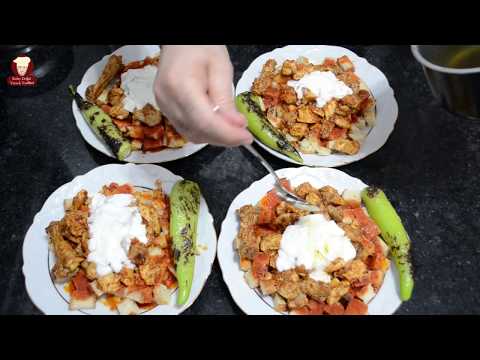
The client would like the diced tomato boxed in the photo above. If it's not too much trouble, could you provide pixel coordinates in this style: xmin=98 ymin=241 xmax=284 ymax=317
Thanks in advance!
xmin=343 ymin=208 xmax=380 ymax=241
xmin=128 ymin=125 xmax=145 ymax=140
xmin=349 ymin=114 xmax=359 ymax=123
xmin=101 ymin=104 xmax=112 ymax=114
xmin=262 ymin=86 xmax=280 ymax=108
xmin=324 ymin=303 xmax=345 ymax=315
xmin=257 ymin=190 xmax=280 ymax=225
xmin=143 ymin=138 xmax=165 ymax=152
xmin=306 ymin=300 xmax=325 ymax=315
xmin=252 ymin=252 xmax=270 ymax=280
xmin=143 ymin=125 xmax=165 ymax=140
xmin=71 ymin=271 xmax=93 ymax=300
xmin=328 ymin=127 xmax=348 ymax=140
xmin=106 ymin=182 xmax=134 ymax=194
xmin=165 ymin=275 xmax=177 ymax=289
xmin=254 ymin=225 xmax=279 ymax=237
xmin=112 ymin=119 xmax=131 ymax=132
xmin=322 ymin=58 xmax=337 ymax=67
xmin=279 ymin=178 xmax=293 ymax=192
xmin=344 ymin=298 xmax=368 ymax=315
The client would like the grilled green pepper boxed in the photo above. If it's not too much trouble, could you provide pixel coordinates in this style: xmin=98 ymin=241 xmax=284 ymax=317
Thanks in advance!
xmin=69 ymin=85 xmax=131 ymax=161
xmin=235 ymin=91 xmax=303 ymax=163
xmin=170 ymin=180 xmax=201 ymax=306
xmin=361 ymin=187 xmax=414 ymax=301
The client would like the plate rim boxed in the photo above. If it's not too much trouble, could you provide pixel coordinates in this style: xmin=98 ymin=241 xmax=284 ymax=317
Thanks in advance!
xmin=235 ymin=44 xmax=399 ymax=168
xmin=22 ymin=163 xmax=217 ymax=315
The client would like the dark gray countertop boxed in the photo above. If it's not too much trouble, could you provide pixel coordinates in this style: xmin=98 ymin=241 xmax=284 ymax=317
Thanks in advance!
xmin=1 ymin=45 xmax=479 ymax=315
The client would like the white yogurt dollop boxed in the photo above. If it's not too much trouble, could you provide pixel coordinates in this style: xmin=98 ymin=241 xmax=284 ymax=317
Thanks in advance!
xmin=87 ymin=193 xmax=148 ymax=277
xmin=276 ymin=214 xmax=356 ymax=283
xmin=287 ymin=70 xmax=353 ymax=108
xmin=120 ymin=65 xmax=160 ymax=112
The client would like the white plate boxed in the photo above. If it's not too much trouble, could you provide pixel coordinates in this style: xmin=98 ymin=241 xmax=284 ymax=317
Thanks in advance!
xmin=22 ymin=163 xmax=217 ymax=315
xmin=72 ymin=45 xmax=207 ymax=163
xmin=217 ymin=166 xmax=402 ymax=315
xmin=236 ymin=45 xmax=399 ymax=167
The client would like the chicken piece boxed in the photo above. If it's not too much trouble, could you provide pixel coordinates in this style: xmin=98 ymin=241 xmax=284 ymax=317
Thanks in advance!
xmin=311 ymin=106 xmax=325 ymax=118
xmin=97 ymin=273 xmax=122 ymax=294
xmin=337 ymin=72 xmax=360 ymax=92
xmin=47 ymin=221 xmax=84 ymax=282
xmin=300 ymin=278 xmax=330 ymax=302
xmin=236 ymin=205 xmax=260 ymax=260
xmin=282 ymin=105 xmax=298 ymax=124
xmin=341 ymin=260 xmax=367 ymax=282
xmin=369 ymin=270 xmax=386 ymax=290
xmin=277 ymin=281 xmax=301 ymax=300
xmin=323 ymin=100 xmax=337 ymax=120
xmin=109 ymin=105 xmax=130 ymax=119
xmin=266 ymin=106 xmax=284 ymax=128
xmin=305 ymin=192 xmax=323 ymax=207
xmin=269 ymin=252 xmax=278 ymax=269
xmin=337 ymin=55 xmax=355 ymax=72
xmin=252 ymin=59 xmax=277 ymax=95
xmin=276 ymin=270 xmax=300 ymax=283
xmin=276 ymin=201 xmax=308 ymax=216
xmin=281 ymin=59 xmax=296 ymax=76
xmin=140 ymin=104 xmax=162 ymax=127
xmin=260 ymin=233 xmax=282 ymax=252
xmin=319 ymin=186 xmax=345 ymax=206
xmin=294 ymin=182 xmax=319 ymax=199
xmin=327 ymin=278 xmax=350 ymax=305
xmin=297 ymin=105 xmax=319 ymax=124
xmin=81 ymin=261 xmax=97 ymax=281
xmin=302 ymin=88 xmax=317 ymax=103
xmin=289 ymin=123 xmax=309 ymax=138
xmin=119 ymin=267 xmax=136 ymax=287
xmin=288 ymin=292 xmax=309 ymax=309
xmin=239 ymin=258 xmax=251 ymax=271
xmin=341 ymin=94 xmax=362 ymax=110
xmin=273 ymin=73 xmax=290 ymax=85
xmin=280 ymin=86 xmax=297 ymax=104
xmin=327 ymin=139 xmax=360 ymax=155
xmin=325 ymin=258 xmax=347 ymax=273
xmin=107 ymin=86 xmax=124 ymax=106
xmin=165 ymin=122 xmax=187 ymax=148
xmin=139 ymin=256 xmax=167 ymax=286
xmin=292 ymin=61 xmax=314 ymax=80
xmin=128 ymin=240 xmax=148 ymax=266
xmin=333 ymin=115 xmax=351 ymax=129
xmin=327 ymin=205 xmax=344 ymax=223
xmin=274 ymin=212 xmax=300 ymax=228
xmin=86 ymin=55 xmax=123 ymax=102
xmin=259 ymin=278 xmax=278 ymax=296
xmin=90 ymin=280 xmax=104 ymax=298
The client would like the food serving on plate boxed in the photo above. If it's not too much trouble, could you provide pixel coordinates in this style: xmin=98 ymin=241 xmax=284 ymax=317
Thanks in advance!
xmin=70 ymin=54 xmax=186 ymax=160
xmin=46 ymin=179 xmax=201 ymax=314
xmin=236 ymin=55 xmax=376 ymax=160
xmin=235 ymin=178 xmax=413 ymax=315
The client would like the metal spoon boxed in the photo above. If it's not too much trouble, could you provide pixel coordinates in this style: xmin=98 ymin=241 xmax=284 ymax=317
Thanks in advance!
xmin=212 ymin=104 xmax=319 ymax=212
xmin=242 ymin=143 xmax=320 ymax=213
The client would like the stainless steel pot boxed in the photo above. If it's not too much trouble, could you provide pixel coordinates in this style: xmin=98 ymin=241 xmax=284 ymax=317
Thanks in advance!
xmin=411 ymin=45 xmax=480 ymax=119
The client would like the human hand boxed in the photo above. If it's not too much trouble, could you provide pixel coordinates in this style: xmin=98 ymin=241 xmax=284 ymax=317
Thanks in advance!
xmin=154 ymin=45 xmax=253 ymax=146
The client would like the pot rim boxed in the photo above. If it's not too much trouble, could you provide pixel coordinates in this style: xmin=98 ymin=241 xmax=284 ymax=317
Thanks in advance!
xmin=411 ymin=45 xmax=480 ymax=75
